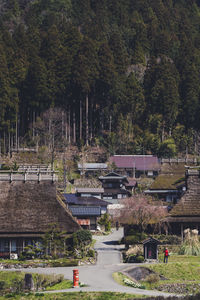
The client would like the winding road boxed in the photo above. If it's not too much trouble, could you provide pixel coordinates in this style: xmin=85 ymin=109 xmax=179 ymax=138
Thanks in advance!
xmin=15 ymin=228 xmax=178 ymax=297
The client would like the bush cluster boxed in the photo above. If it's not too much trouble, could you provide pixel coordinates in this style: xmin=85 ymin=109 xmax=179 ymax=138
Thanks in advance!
xmin=34 ymin=274 xmax=64 ymax=290
xmin=72 ymin=230 xmax=92 ymax=248
xmin=98 ymin=213 xmax=111 ymax=232
xmin=125 ymin=254 xmax=144 ymax=263
xmin=124 ymin=232 xmax=147 ymax=245
xmin=153 ymin=234 xmax=181 ymax=245
xmin=145 ymin=274 xmax=160 ymax=284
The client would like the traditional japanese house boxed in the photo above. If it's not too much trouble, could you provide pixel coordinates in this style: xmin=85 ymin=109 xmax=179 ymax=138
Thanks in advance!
xmin=69 ymin=206 xmax=101 ymax=230
xmin=0 ymin=180 xmax=80 ymax=258
xmin=110 ymin=155 xmax=160 ymax=178
xmin=144 ymin=174 xmax=186 ymax=205
xmin=78 ymin=163 xmax=108 ymax=176
xmin=99 ymin=172 xmax=131 ymax=203
xmin=63 ymin=193 xmax=109 ymax=215
xmin=166 ymin=167 xmax=200 ymax=238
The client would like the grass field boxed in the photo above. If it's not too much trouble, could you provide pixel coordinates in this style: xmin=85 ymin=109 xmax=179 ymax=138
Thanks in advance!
xmin=148 ymin=254 xmax=200 ymax=282
xmin=0 ymin=292 xmax=147 ymax=300
xmin=113 ymin=254 xmax=200 ymax=294
xmin=140 ymin=254 xmax=200 ymax=293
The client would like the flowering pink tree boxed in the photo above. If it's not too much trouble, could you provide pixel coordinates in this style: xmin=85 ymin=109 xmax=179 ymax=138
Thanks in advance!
xmin=118 ymin=195 xmax=167 ymax=232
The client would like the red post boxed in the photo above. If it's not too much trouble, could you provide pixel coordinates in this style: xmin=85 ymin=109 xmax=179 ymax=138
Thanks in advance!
xmin=73 ymin=269 xmax=79 ymax=288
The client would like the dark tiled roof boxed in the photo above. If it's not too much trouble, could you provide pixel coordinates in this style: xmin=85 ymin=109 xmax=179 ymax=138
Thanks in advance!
xmin=76 ymin=187 xmax=104 ymax=193
xmin=103 ymin=188 xmax=130 ymax=195
xmin=63 ymin=194 xmax=110 ymax=206
xmin=110 ymin=155 xmax=160 ymax=171
xmin=143 ymin=237 xmax=160 ymax=245
xmin=69 ymin=206 xmax=101 ymax=216
xmin=99 ymin=172 xmax=128 ymax=182
xmin=63 ymin=193 xmax=78 ymax=204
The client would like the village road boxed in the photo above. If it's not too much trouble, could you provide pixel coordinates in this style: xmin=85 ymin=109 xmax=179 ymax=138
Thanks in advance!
xmin=13 ymin=228 xmax=179 ymax=297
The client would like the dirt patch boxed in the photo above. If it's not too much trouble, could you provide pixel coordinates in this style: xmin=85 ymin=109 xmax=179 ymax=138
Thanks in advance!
xmin=124 ymin=266 xmax=167 ymax=281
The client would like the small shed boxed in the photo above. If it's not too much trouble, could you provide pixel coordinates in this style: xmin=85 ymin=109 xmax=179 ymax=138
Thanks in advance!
xmin=143 ymin=237 xmax=160 ymax=260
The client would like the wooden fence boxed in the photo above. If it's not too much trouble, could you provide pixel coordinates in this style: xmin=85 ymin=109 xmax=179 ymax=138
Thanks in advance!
xmin=160 ymin=158 xmax=198 ymax=164
xmin=0 ymin=170 xmax=58 ymax=182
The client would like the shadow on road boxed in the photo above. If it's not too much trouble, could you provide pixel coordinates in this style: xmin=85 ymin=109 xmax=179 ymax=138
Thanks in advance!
xmin=103 ymin=240 xmax=119 ymax=245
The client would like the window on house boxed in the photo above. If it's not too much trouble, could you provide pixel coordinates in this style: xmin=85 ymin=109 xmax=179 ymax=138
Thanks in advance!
xmin=166 ymin=195 xmax=173 ymax=202
xmin=11 ymin=240 xmax=17 ymax=252
xmin=0 ymin=240 xmax=8 ymax=252
xmin=82 ymin=193 xmax=91 ymax=197
xmin=147 ymin=171 xmax=153 ymax=176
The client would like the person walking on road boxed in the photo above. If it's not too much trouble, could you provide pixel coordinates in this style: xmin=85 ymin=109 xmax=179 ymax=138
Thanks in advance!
xmin=164 ymin=247 xmax=169 ymax=263
xmin=116 ymin=221 xmax=119 ymax=231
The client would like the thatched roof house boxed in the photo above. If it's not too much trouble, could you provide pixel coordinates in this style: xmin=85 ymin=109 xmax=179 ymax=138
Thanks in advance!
xmin=0 ymin=181 xmax=80 ymax=257
xmin=166 ymin=167 xmax=200 ymax=238
xmin=145 ymin=173 xmax=185 ymax=203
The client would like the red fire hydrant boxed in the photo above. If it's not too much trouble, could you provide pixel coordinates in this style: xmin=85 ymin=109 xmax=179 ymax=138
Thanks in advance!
xmin=73 ymin=269 xmax=79 ymax=288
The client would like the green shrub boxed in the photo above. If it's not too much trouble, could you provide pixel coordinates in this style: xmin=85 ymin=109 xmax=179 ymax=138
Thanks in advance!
xmin=87 ymin=249 xmax=95 ymax=257
xmin=145 ymin=273 xmax=160 ymax=284
xmin=51 ymin=260 xmax=78 ymax=267
xmin=124 ymin=232 xmax=147 ymax=245
xmin=135 ymin=255 xmax=144 ymax=263
xmin=0 ymin=281 xmax=5 ymax=290
xmin=73 ymin=230 xmax=92 ymax=248
xmin=126 ymin=228 xmax=138 ymax=236
xmin=154 ymin=234 xmax=181 ymax=245
xmin=34 ymin=274 xmax=64 ymax=289
xmin=0 ymin=164 xmax=10 ymax=170
xmin=98 ymin=213 xmax=111 ymax=232
xmin=11 ymin=278 xmax=24 ymax=293
xmin=126 ymin=254 xmax=144 ymax=263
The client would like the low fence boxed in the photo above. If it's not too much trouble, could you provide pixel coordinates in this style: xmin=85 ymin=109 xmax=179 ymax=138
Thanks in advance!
xmin=160 ymin=158 xmax=198 ymax=164
xmin=0 ymin=171 xmax=58 ymax=182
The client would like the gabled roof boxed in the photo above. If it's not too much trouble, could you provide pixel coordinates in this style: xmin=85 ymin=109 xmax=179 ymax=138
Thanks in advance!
xmin=167 ymin=170 xmax=200 ymax=220
xmin=149 ymin=174 xmax=185 ymax=190
xmin=143 ymin=237 xmax=160 ymax=245
xmin=0 ymin=182 xmax=80 ymax=234
xmin=78 ymin=163 xmax=107 ymax=170
xmin=63 ymin=194 xmax=110 ymax=206
xmin=104 ymin=188 xmax=131 ymax=195
xmin=76 ymin=187 xmax=104 ymax=193
xmin=99 ymin=172 xmax=128 ymax=182
xmin=69 ymin=206 xmax=101 ymax=216
xmin=125 ymin=178 xmax=137 ymax=187
xmin=110 ymin=155 xmax=160 ymax=171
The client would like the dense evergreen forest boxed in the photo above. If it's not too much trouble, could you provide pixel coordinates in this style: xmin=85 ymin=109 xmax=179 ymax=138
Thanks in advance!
xmin=0 ymin=0 xmax=200 ymax=157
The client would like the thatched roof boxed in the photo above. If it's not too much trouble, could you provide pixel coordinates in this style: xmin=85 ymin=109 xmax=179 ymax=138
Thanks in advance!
xmin=150 ymin=174 xmax=185 ymax=190
xmin=167 ymin=171 xmax=200 ymax=220
xmin=0 ymin=181 xmax=80 ymax=234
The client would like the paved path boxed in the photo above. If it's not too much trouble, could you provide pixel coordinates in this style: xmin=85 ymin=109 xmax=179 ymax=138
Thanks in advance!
xmin=13 ymin=229 xmax=179 ymax=297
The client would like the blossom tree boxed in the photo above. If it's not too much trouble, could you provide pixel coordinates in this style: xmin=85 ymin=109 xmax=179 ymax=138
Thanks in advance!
xmin=117 ymin=194 xmax=167 ymax=232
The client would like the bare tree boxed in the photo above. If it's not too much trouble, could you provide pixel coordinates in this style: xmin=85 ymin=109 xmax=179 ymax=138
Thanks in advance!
xmin=35 ymin=108 xmax=66 ymax=167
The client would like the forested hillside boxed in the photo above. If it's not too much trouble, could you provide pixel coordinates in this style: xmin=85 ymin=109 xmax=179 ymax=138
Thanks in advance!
xmin=0 ymin=0 xmax=200 ymax=157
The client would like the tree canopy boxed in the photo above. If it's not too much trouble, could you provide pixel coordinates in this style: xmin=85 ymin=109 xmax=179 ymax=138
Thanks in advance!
xmin=0 ymin=0 xmax=200 ymax=156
